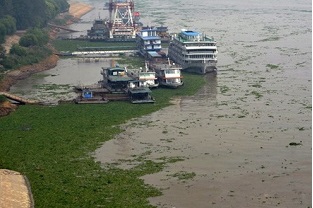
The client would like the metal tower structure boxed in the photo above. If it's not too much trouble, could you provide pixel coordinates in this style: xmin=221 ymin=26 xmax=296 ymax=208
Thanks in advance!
xmin=107 ymin=0 xmax=138 ymax=39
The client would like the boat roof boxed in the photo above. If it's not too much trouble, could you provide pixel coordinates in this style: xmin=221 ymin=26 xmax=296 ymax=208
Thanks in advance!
xmin=108 ymin=75 xmax=133 ymax=82
xmin=128 ymin=87 xmax=152 ymax=94
xmin=106 ymin=67 xmax=125 ymax=71
xmin=147 ymin=51 xmax=163 ymax=58
xmin=177 ymin=30 xmax=215 ymax=42
xmin=140 ymin=36 xmax=161 ymax=40
xmin=140 ymin=28 xmax=158 ymax=32
xmin=181 ymin=30 xmax=200 ymax=36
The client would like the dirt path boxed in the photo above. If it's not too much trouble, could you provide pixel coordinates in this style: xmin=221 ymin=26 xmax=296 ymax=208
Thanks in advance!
xmin=3 ymin=34 xmax=21 ymax=55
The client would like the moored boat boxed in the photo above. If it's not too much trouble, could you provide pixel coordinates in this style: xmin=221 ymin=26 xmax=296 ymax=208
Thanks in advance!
xmin=75 ymin=88 xmax=109 ymax=104
xmin=100 ymin=65 xmax=134 ymax=93
xmin=127 ymin=80 xmax=155 ymax=104
xmin=148 ymin=53 xmax=183 ymax=88
xmin=168 ymin=29 xmax=218 ymax=74
xmin=127 ymin=63 xmax=159 ymax=88
xmin=136 ymin=27 xmax=162 ymax=58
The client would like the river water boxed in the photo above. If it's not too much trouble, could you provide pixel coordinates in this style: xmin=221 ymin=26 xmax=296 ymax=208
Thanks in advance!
xmin=10 ymin=0 xmax=312 ymax=207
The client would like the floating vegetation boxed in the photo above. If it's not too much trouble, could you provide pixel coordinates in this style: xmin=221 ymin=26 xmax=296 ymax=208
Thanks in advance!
xmin=289 ymin=142 xmax=302 ymax=146
xmin=160 ymin=138 xmax=175 ymax=143
xmin=251 ymin=90 xmax=263 ymax=99
xmin=162 ymin=130 xmax=168 ymax=134
xmin=249 ymin=83 xmax=262 ymax=88
xmin=244 ymin=45 xmax=257 ymax=48
xmin=259 ymin=37 xmax=280 ymax=42
xmin=298 ymin=127 xmax=305 ymax=131
xmin=33 ymin=83 xmax=72 ymax=91
xmin=266 ymin=64 xmax=279 ymax=69
xmin=169 ymin=171 xmax=196 ymax=181
xmin=159 ymin=156 xmax=185 ymax=163
xmin=220 ymin=85 xmax=230 ymax=94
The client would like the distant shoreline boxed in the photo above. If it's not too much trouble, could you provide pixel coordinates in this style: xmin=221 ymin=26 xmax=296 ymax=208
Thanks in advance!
xmin=0 ymin=1 xmax=94 ymax=92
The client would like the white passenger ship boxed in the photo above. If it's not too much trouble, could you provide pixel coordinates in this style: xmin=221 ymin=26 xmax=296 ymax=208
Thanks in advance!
xmin=168 ymin=29 xmax=218 ymax=74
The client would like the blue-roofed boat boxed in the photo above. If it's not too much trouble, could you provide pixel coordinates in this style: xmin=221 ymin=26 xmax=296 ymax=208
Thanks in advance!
xmin=168 ymin=29 xmax=218 ymax=74
xmin=136 ymin=28 xmax=162 ymax=58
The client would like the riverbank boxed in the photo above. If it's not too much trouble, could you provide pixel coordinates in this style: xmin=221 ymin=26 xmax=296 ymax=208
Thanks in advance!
xmin=0 ymin=2 xmax=93 ymax=115
xmin=0 ymin=2 xmax=93 ymax=92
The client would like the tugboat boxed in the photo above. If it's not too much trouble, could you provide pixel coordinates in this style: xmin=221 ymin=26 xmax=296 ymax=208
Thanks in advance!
xmin=168 ymin=29 xmax=218 ymax=74
xmin=87 ymin=18 xmax=109 ymax=40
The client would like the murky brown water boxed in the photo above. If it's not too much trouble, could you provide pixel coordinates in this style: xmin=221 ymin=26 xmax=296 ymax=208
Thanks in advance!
xmin=10 ymin=0 xmax=312 ymax=207
xmin=95 ymin=0 xmax=312 ymax=207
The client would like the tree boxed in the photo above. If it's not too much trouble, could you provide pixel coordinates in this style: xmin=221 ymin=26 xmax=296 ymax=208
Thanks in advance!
xmin=19 ymin=34 xmax=39 ymax=47
xmin=0 ymin=23 xmax=6 ymax=43
xmin=28 ymin=28 xmax=49 ymax=46
xmin=10 ymin=44 xmax=27 ymax=56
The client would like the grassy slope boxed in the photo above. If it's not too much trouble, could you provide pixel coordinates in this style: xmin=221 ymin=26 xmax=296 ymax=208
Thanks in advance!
xmin=0 ymin=73 xmax=206 ymax=208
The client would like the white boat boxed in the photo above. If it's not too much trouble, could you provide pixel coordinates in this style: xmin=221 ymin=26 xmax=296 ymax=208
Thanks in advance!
xmin=168 ymin=29 xmax=218 ymax=74
xmin=148 ymin=56 xmax=184 ymax=89
xmin=127 ymin=63 xmax=159 ymax=88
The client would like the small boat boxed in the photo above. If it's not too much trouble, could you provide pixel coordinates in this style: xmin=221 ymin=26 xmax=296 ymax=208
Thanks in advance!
xmin=127 ymin=80 xmax=155 ymax=104
xmin=75 ymin=88 xmax=109 ymax=104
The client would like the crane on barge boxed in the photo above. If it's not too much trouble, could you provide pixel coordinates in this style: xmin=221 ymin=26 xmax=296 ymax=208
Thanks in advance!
xmin=107 ymin=0 xmax=140 ymax=39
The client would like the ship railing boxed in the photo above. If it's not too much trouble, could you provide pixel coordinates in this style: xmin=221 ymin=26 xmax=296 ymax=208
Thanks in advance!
xmin=183 ymin=51 xmax=217 ymax=54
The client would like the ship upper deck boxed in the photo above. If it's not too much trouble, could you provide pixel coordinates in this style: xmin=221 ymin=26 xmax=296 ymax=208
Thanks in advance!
xmin=175 ymin=30 xmax=215 ymax=43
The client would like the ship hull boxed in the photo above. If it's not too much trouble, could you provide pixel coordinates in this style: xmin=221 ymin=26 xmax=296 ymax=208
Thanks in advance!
xmin=182 ymin=61 xmax=217 ymax=75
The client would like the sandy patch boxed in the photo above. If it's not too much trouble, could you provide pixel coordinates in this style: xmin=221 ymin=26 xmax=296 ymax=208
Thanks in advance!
xmin=69 ymin=2 xmax=94 ymax=19
xmin=0 ymin=169 xmax=34 ymax=208
xmin=2 ymin=33 xmax=24 ymax=54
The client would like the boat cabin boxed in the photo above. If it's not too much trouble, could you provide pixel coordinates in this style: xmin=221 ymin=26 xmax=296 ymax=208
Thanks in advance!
xmin=138 ymin=71 xmax=159 ymax=88
xmin=127 ymin=81 xmax=155 ymax=103
xmin=136 ymin=28 xmax=162 ymax=57
xmin=101 ymin=66 xmax=134 ymax=93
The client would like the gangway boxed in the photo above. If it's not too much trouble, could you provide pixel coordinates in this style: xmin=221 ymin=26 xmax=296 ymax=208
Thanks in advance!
xmin=48 ymin=23 xmax=79 ymax=32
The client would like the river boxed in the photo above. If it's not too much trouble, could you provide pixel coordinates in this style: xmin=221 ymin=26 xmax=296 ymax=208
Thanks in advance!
xmin=10 ymin=0 xmax=312 ymax=207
